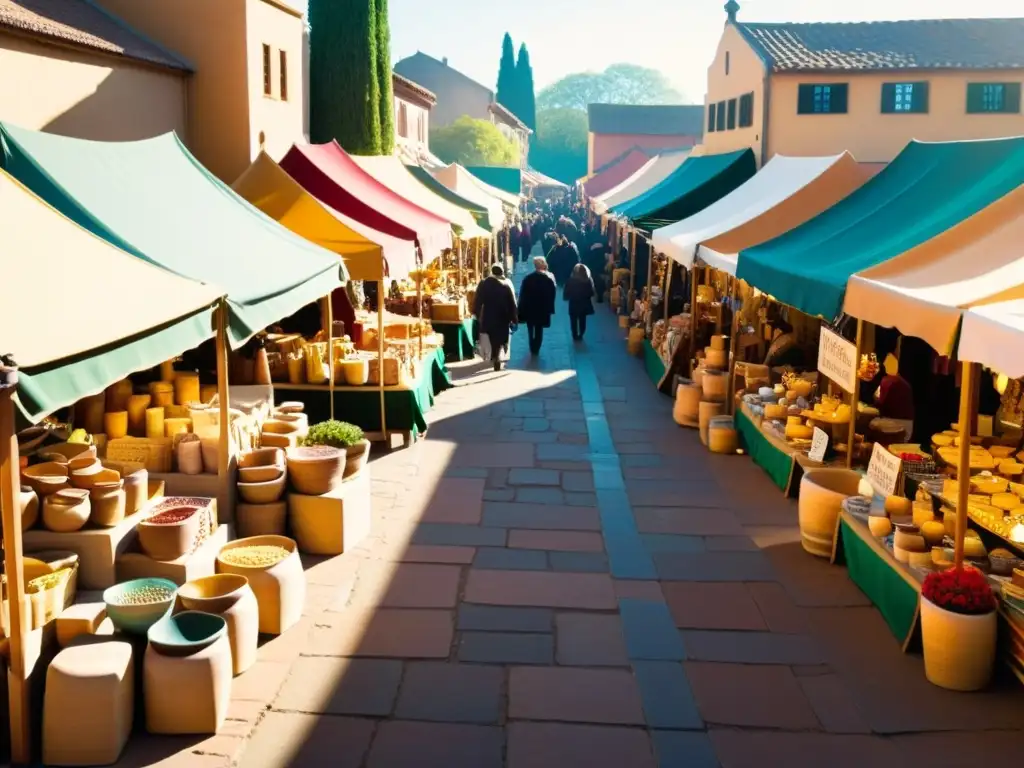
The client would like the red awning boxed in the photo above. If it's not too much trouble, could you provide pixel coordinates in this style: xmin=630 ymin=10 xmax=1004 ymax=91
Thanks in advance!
xmin=582 ymin=148 xmax=650 ymax=198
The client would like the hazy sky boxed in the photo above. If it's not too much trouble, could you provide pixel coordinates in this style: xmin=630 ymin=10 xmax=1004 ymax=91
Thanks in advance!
xmin=381 ymin=0 xmax=1024 ymax=102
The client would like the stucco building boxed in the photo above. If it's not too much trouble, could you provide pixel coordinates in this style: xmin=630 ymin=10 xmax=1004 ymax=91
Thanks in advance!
xmin=586 ymin=103 xmax=704 ymax=176
xmin=0 ymin=0 xmax=191 ymax=143
xmin=95 ymin=0 xmax=307 ymax=183
xmin=392 ymin=71 xmax=435 ymax=158
xmin=704 ymin=0 xmax=1024 ymax=166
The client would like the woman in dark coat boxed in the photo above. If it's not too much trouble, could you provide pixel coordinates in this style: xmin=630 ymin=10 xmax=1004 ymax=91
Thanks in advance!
xmin=474 ymin=264 xmax=519 ymax=371
xmin=517 ymin=256 xmax=557 ymax=355
xmin=564 ymin=263 xmax=596 ymax=341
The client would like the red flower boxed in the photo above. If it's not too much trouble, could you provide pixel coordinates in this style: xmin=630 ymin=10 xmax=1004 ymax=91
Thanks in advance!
xmin=922 ymin=567 xmax=996 ymax=615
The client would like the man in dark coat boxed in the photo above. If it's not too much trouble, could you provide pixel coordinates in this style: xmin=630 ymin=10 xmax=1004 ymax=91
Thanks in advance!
xmin=474 ymin=264 xmax=518 ymax=371
xmin=517 ymin=255 xmax=557 ymax=355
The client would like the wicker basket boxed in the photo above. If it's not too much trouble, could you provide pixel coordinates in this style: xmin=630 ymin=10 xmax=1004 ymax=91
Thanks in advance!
xmin=106 ymin=437 xmax=172 ymax=473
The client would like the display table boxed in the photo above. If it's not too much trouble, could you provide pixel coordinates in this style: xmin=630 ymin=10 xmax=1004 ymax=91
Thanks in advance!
xmin=273 ymin=349 xmax=452 ymax=445
xmin=433 ymin=318 xmax=477 ymax=362
xmin=735 ymin=403 xmax=826 ymax=495
xmin=643 ymin=339 xmax=667 ymax=389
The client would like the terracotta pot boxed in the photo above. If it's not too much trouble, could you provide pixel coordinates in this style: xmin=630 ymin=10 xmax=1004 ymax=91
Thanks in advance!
xmin=122 ymin=466 xmax=149 ymax=515
xmin=21 ymin=462 xmax=70 ymax=496
xmin=798 ymin=469 xmax=864 ymax=558
xmin=90 ymin=482 xmax=126 ymax=527
xmin=702 ymin=370 xmax=728 ymax=403
xmin=920 ymin=597 xmax=996 ymax=691
xmin=42 ymin=489 xmax=91 ymax=533
xmin=138 ymin=506 xmax=202 ymax=562
xmin=286 ymin=446 xmax=345 ymax=496
xmin=38 ymin=443 xmax=95 ymax=463
xmin=238 ymin=447 xmax=285 ymax=484
xmin=71 ymin=465 xmax=120 ymax=490
xmin=237 ymin=474 xmax=286 ymax=505
xmin=178 ymin=575 xmax=259 ymax=675
xmin=236 ymin=502 xmax=287 ymax=539
xmin=673 ymin=382 xmax=700 ymax=428
xmin=19 ymin=486 xmax=39 ymax=531
xmin=215 ymin=535 xmax=304 ymax=635
xmin=343 ymin=441 xmax=370 ymax=478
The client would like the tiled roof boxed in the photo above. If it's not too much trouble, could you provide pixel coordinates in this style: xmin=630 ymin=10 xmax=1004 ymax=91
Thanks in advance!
xmin=587 ymin=104 xmax=705 ymax=137
xmin=488 ymin=101 xmax=530 ymax=133
xmin=392 ymin=72 xmax=437 ymax=106
xmin=0 ymin=0 xmax=191 ymax=71
xmin=736 ymin=18 xmax=1024 ymax=72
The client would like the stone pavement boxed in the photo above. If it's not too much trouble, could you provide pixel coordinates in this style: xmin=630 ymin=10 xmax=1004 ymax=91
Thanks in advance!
xmin=128 ymin=264 xmax=1024 ymax=767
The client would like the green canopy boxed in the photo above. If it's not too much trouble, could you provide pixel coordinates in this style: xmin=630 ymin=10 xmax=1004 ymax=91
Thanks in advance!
xmin=737 ymin=137 xmax=1024 ymax=319
xmin=612 ymin=149 xmax=756 ymax=230
xmin=0 ymin=124 xmax=345 ymax=347
xmin=465 ymin=166 xmax=522 ymax=196
xmin=406 ymin=164 xmax=492 ymax=232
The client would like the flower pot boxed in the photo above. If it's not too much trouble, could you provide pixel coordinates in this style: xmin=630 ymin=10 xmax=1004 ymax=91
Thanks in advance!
xmin=138 ymin=506 xmax=202 ymax=562
xmin=286 ymin=446 xmax=345 ymax=495
xmin=236 ymin=502 xmax=287 ymax=539
xmin=344 ymin=440 xmax=370 ymax=478
xmin=148 ymin=611 xmax=227 ymax=657
xmin=798 ymin=469 xmax=865 ymax=558
xmin=42 ymin=489 xmax=91 ymax=533
xmin=216 ymin=535 xmax=304 ymax=635
xmin=178 ymin=575 xmax=258 ymax=675
xmin=89 ymin=482 xmax=126 ymax=527
xmin=920 ymin=597 xmax=996 ymax=691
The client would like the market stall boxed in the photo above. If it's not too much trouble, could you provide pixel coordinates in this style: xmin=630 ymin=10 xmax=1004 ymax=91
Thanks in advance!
xmin=582 ymin=148 xmax=651 ymax=199
xmin=432 ymin=162 xmax=514 ymax=223
xmin=406 ymin=163 xmax=494 ymax=232
xmin=591 ymin=148 xmax=691 ymax=215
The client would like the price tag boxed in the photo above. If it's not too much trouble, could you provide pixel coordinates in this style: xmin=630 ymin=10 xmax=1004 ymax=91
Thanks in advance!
xmin=808 ymin=427 xmax=829 ymax=462
xmin=867 ymin=442 xmax=902 ymax=497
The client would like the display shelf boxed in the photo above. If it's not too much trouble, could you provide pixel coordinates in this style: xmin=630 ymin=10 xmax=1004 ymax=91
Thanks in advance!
xmin=642 ymin=339 xmax=668 ymax=389
xmin=928 ymin=490 xmax=1024 ymax=557
xmin=735 ymin=402 xmax=829 ymax=495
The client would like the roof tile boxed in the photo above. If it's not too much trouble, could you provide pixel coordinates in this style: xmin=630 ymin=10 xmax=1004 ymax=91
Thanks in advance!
xmin=587 ymin=104 xmax=705 ymax=137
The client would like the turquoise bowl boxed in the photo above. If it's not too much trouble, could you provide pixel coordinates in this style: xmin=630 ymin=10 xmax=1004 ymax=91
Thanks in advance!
xmin=148 ymin=611 xmax=227 ymax=657
xmin=102 ymin=578 xmax=177 ymax=635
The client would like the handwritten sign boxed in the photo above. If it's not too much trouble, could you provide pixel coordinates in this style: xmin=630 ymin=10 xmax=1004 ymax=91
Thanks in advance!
xmin=818 ymin=325 xmax=858 ymax=394
xmin=867 ymin=442 xmax=902 ymax=497
xmin=808 ymin=427 xmax=829 ymax=462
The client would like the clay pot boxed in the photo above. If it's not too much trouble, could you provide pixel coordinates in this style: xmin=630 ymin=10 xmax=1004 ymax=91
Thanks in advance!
xmin=39 ymin=443 xmax=95 ymax=464
xmin=68 ymin=455 xmax=101 ymax=474
xmin=921 ymin=597 xmax=996 ymax=691
xmin=178 ymin=575 xmax=259 ymax=675
xmin=21 ymin=462 xmax=70 ymax=496
xmin=698 ymin=401 xmax=724 ymax=447
xmin=673 ymin=382 xmax=700 ymax=428
xmin=42 ymin=489 xmax=91 ymax=533
xmin=237 ymin=474 xmax=286 ymax=505
xmin=238 ymin=448 xmax=285 ymax=484
xmin=798 ymin=469 xmax=865 ymax=558
xmin=19 ymin=487 xmax=39 ymax=531
xmin=148 ymin=611 xmax=227 ymax=657
xmin=702 ymin=370 xmax=728 ymax=403
xmin=122 ymin=466 xmax=149 ymax=515
xmin=276 ymin=402 xmax=304 ymax=415
xmin=274 ymin=413 xmax=309 ymax=431
xmin=70 ymin=465 xmax=119 ymax=490
xmin=343 ymin=441 xmax=370 ymax=478
xmin=90 ymin=482 xmax=126 ymax=527
xmin=138 ymin=506 xmax=202 ymax=562
xmin=103 ymin=577 xmax=177 ymax=635
xmin=236 ymin=502 xmax=287 ymax=539
xmin=286 ymin=446 xmax=345 ymax=495
xmin=215 ymin=535 xmax=304 ymax=635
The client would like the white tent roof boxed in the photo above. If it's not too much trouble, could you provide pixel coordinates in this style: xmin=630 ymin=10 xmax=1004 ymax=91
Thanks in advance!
xmin=432 ymin=163 xmax=507 ymax=228
xmin=960 ymin=300 xmax=1024 ymax=378
xmin=593 ymin=149 xmax=690 ymax=214
xmin=844 ymin=186 xmax=1024 ymax=357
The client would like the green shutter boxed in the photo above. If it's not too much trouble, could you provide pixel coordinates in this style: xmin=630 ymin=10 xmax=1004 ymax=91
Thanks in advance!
xmin=967 ymin=83 xmax=984 ymax=113
xmin=1006 ymin=83 xmax=1022 ymax=114
xmin=912 ymin=82 xmax=930 ymax=113
xmin=717 ymin=101 xmax=726 ymax=128
xmin=797 ymin=84 xmax=815 ymax=114
xmin=727 ymin=99 xmax=737 ymax=129
xmin=832 ymin=84 xmax=849 ymax=114
xmin=708 ymin=105 xmax=716 ymax=132
xmin=881 ymin=83 xmax=896 ymax=113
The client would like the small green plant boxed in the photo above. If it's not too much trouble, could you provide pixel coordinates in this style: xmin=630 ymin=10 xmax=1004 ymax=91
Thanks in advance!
xmin=303 ymin=420 xmax=364 ymax=448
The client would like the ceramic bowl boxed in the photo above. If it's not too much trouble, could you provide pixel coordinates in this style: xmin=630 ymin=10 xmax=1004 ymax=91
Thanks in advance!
xmin=103 ymin=578 xmax=177 ymax=634
xmin=70 ymin=465 xmax=120 ymax=490
xmin=179 ymin=573 xmax=250 ymax=613
xmin=237 ymin=474 xmax=287 ymax=504
xmin=276 ymin=402 xmax=305 ymax=415
xmin=38 ymin=443 xmax=95 ymax=463
xmin=147 ymin=610 xmax=227 ymax=657
xmin=67 ymin=455 xmax=101 ymax=473
xmin=21 ymin=462 xmax=70 ymax=496
xmin=237 ymin=447 xmax=285 ymax=485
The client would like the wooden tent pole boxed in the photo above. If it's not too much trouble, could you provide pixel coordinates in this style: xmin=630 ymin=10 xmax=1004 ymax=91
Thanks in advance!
xmin=954 ymin=361 xmax=979 ymax=568
xmin=628 ymin=229 xmax=637 ymax=312
xmin=378 ymin=279 xmax=388 ymax=442
xmin=687 ymin=265 xmax=699 ymax=376
xmin=417 ymin=249 xmax=424 ymax=359
xmin=0 ymin=383 xmax=29 ymax=764
xmin=846 ymin=319 xmax=864 ymax=469
xmin=645 ymin=246 xmax=655 ymax=336
xmin=326 ymin=296 xmax=335 ymax=421
xmin=663 ymin=262 xmax=673 ymax=323
xmin=454 ymin=236 xmax=462 ymax=290
xmin=727 ymin=277 xmax=740 ymax=416
xmin=215 ymin=300 xmax=233 ymax=521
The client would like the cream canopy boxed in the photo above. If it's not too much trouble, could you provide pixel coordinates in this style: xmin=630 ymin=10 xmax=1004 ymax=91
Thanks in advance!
xmin=432 ymin=163 xmax=507 ymax=228
xmin=960 ymin=300 xmax=1024 ymax=379
xmin=593 ymin=149 xmax=691 ymax=214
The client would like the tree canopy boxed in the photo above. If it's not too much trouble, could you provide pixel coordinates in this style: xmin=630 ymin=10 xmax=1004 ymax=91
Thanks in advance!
xmin=529 ymin=108 xmax=588 ymax=185
xmin=430 ymin=117 xmax=520 ymax=168
xmin=376 ymin=0 xmax=394 ymax=155
xmin=537 ymin=63 xmax=683 ymax=112
xmin=515 ymin=44 xmax=537 ymax=131
xmin=496 ymin=33 xmax=517 ymax=113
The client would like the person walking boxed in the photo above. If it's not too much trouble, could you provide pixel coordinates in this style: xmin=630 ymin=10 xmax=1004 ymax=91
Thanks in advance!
xmin=564 ymin=263 xmax=596 ymax=341
xmin=519 ymin=219 xmax=533 ymax=263
xmin=517 ymin=256 xmax=557 ymax=355
xmin=474 ymin=264 xmax=518 ymax=371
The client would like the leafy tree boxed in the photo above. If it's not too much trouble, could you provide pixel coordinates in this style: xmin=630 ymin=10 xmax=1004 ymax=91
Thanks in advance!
xmin=529 ymin=108 xmax=588 ymax=185
xmin=515 ymin=43 xmax=537 ymax=131
xmin=309 ymin=0 xmax=382 ymax=154
xmin=430 ymin=117 xmax=519 ymax=168
xmin=536 ymin=63 xmax=683 ymax=112
xmin=376 ymin=0 xmax=394 ymax=154
xmin=496 ymin=33 xmax=518 ymax=114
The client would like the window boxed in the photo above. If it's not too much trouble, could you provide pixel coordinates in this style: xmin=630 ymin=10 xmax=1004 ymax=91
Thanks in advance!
xmin=739 ymin=92 xmax=754 ymax=127
xmin=967 ymin=82 xmax=1022 ymax=114
xmin=418 ymin=113 xmax=426 ymax=144
xmin=725 ymin=52 xmax=730 ymax=76
xmin=397 ymin=102 xmax=409 ymax=138
xmin=797 ymin=83 xmax=848 ymax=114
xmin=262 ymin=44 xmax=272 ymax=96
xmin=279 ymin=50 xmax=288 ymax=101
xmin=707 ymin=104 xmax=716 ymax=133
xmin=727 ymin=99 xmax=737 ymax=129
xmin=716 ymin=101 xmax=726 ymax=130
xmin=881 ymin=82 xmax=928 ymax=113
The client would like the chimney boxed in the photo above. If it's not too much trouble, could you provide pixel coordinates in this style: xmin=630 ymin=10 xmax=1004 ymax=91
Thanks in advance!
xmin=725 ymin=0 xmax=739 ymax=23
xmin=442 ymin=57 xmax=448 ymax=66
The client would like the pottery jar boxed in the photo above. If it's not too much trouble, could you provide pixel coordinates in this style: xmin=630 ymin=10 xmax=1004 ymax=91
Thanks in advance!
xmin=798 ymin=469 xmax=865 ymax=558
xmin=920 ymin=597 xmax=996 ymax=691
xmin=42 ymin=489 xmax=91 ymax=533
xmin=286 ymin=446 xmax=345 ymax=495
xmin=90 ymin=482 xmax=126 ymax=527
xmin=215 ymin=535 xmax=304 ymax=635
xmin=178 ymin=576 xmax=258 ymax=675
xmin=138 ymin=506 xmax=202 ymax=562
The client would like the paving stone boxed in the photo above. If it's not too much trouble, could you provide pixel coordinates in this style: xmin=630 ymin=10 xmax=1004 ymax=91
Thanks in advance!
xmin=509 ymin=666 xmax=646 ymax=725
xmin=704 ymin=535 xmax=759 ymax=551
xmin=413 ymin=523 xmax=507 ymax=547
xmin=274 ymin=657 xmax=402 ymax=716
xmin=562 ymin=471 xmax=595 ymax=492
xmin=239 ymin=712 xmax=374 ymax=768
xmin=523 ymin=417 xmax=551 ymax=432
xmin=798 ymin=674 xmax=871 ymax=734
xmin=550 ymin=419 xmax=588 ymax=435
xmin=619 ymin=454 xmax=665 ymax=467
xmin=474 ymin=547 xmax=549 ymax=571
xmin=500 ymin=417 xmax=525 ymax=430
xmin=685 ymin=662 xmax=819 ymax=729
xmin=747 ymin=582 xmax=810 ymax=634
xmin=654 ymin=552 xmax=776 ymax=582
xmin=457 ymin=604 xmax=553 ymax=633
xmin=635 ymin=508 xmax=745 ymax=536
xmin=444 ymin=467 xmax=489 ymax=479
xmin=231 ymin=660 xmax=290 ymax=704
xmin=640 ymin=533 xmax=707 ymax=554
xmin=614 ymin=580 xmax=664 ymax=601
xmin=558 ymin=433 xmax=590 ymax=445
xmin=483 ymin=488 xmax=516 ymax=502
xmin=351 ymin=563 xmax=462 ymax=609
xmin=619 ymin=599 xmax=687 ymax=660
xmin=514 ymin=398 xmax=545 ymax=415
xmin=417 ymin=478 xmax=485 ymax=524
xmin=682 ymin=631 xmax=826 ymax=665
xmin=395 ymin=662 xmax=503 ymax=724
xmin=650 ymin=730 xmax=719 ymax=768
xmin=515 ymin=487 xmax=566 ymax=504
xmin=549 ymin=551 xmax=609 ymax=572
xmin=458 ymin=631 xmax=554 ymax=664
xmin=508 ymin=468 xmax=561 ymax=486
xmin=487 ymin=468 xmax=509 ymax=489
xmin=308 ymin=608 xmax=453 ymax=658
xmin=662 ymin=583 xmax=767 ymax=631
xmin=507 ymin=722 xmax=657 ymax=768
xmin=366 ymin=721 xmax=504 ymax=768
xmin=451 ymin=442 xmax=535 ymax=469
xmin=890 ymin=732 xmax=1024 ymax=767
xmin=708 ymin=729 xmax=900 ymax=768
xmin=537 ymin=443 xmax=590 ymax=461
xmin=464 ymin=570 xmax=617 ymax=609
xmin=387 ymin=545 xmax=476 ymax=565
xmin=482 ymin=502 xmax=602 ymax=531
xmin=565 ymin=491 xmax=599 ymax=506
xmin=508 ymin=529 xmax=605 ymax=552
xmin=633 ymin=660 xmax=703 ymax=730
xmin=503 ymin=431 xmax=560 ymax=444
xmin=556 ymin=613 xmax=629 ymax=666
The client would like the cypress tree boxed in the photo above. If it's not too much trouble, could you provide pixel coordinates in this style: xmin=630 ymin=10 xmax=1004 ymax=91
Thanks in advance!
xmin=496 ymin=33 xmax=517 ymax=114
xmin=515 ymin=43 xmax=537 ymax=131
xmin=309 ymin=0 xmax=381 ymax=154
xmin=376 ymin=0 xmax=395 ymax=155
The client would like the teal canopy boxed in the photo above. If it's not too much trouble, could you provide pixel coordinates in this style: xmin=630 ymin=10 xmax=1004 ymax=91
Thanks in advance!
xmin=465 ymin=166 xmax=522 ymax=196
xmin=612 ymin=149 xmax=756 ymax=230
xmin=0 ymin=124 xmax=345 ymax=347
xmin=406 ymin=164 xmax=492 ymax=231
xmin=737 ymin=137 xmax=1024 ymax=319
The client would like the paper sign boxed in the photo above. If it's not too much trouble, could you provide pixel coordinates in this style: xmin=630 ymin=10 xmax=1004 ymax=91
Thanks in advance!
xmin=867 ymin=442 xmax=902 ymax=497
xmin=818 ymin=325 xmax=858 ymax=394
xmin=808 ymin=427 xmax=829 ymax=462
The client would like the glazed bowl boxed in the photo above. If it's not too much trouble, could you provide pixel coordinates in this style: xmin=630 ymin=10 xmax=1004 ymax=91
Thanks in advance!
xmin=147 ymin=610 xmax=227 ymax=657
xmin=21 ymin=462 xmax=70 ymax=496
xmin=103 ymin=577 xmax=177 ymax=634
xmin=179 ymin=574 xmax=250 ymax=613
xmin=237 ymin=474 xmax=286 ymax=504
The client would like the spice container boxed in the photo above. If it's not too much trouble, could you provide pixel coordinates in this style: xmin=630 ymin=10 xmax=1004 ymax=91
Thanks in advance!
xmin=138 ymin=506 xmax=202 ymax=562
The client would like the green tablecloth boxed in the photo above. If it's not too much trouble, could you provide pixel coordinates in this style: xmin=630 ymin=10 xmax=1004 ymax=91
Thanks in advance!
xmin=275 ymin=349 xmax=452 ymax=437
xmin=643 ymin=339 xmax=667 ymax=389
xmin=735 ymin=406 xmax=795 ymax=492
xmin=435 ymin=318 xmax=477 ymax=362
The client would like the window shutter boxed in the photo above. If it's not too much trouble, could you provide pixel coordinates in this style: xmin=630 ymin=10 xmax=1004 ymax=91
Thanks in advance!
xmin=797 ymin=84 xmax=815 ymax=114
xmin=708 ymin=105 xmax=716 ymax=133
xmin=831 ymin=84 xmax=849 ymax=114
xmin=1006 ymin=83 xmax=1022 ymax=114
xmin=912 ymin=82 xmax=929 ymax=113
xmin=717 ymin=101 xmax=726 ymax=129
xmin=880 ymin=83 xmax=896 ymax=114
xmin=727 ymin=99 xmax=737 ymax=129
xmin=967 ymin=83 xmax=984 ymax=113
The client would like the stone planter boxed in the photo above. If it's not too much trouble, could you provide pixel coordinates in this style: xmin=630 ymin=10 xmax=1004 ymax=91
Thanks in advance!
xmin=920 ymin=596 xmax=996 ymax=691
xmin=798 ymin=469 xmax=864 ymax=558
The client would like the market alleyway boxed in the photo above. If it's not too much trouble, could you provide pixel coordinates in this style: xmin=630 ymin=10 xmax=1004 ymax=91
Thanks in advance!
xmin=127 ymin=264 xmax=1024 ymax=768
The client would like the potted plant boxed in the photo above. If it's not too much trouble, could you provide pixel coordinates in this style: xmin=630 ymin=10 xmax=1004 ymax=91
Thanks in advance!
xmin=302 ymin=420 xmax=369 ymax=479
xmin=920 ymin=566 xmax=998 ymax=691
